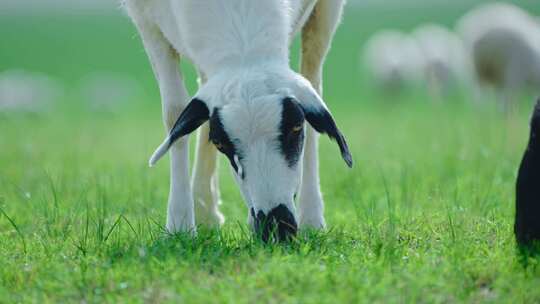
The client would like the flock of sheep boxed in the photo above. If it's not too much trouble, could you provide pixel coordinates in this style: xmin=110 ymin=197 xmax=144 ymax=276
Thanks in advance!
xmin=0 ymin=70 xmax=141 ymax=113
xmin=363 ymin=3 xmax=540 ymax=101
xmin=363 ymin=2 xmax=540 ymax=249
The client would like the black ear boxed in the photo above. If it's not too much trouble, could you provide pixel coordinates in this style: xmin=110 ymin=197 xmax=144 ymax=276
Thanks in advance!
xmin=302 ymin=105 xmax=353 ymax=168
xmin=149 ymin=98 xmax=209 ymax=166
xmin=168 ymin=98 xmax=209 ymax=143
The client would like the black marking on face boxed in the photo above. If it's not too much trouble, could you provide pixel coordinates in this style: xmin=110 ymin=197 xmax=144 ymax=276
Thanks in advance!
xmin=209 ymin=108 xmax=244 ymax=178
xmin=252 ymin=204 xmax=297 ymax=243
xmin=303 ymin=106 xmax=353 ymax=168
xmin=515 ymin=99 xmax=540 ymax=248
xmin=279 ymin=98 xmax=306 ymax=167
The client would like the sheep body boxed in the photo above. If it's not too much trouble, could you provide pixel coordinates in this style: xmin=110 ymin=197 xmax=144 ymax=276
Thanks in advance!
xmin=363 ymin=30 xmax=424 ymax=91
xmin=122 ymin=0 xmax=349 ymax=238
xmin=412 ymin=24 xmax=471 ymax=93
xmin=515 ymin=99 xmax=540 ymax=247
xmin=457 ymin=3 xmax=540 ymax=91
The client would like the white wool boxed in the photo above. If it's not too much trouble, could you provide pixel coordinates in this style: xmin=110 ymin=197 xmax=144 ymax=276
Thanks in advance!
xmin=0 ymin=70 xmax=63 ymax=113
xmin=362 ymin=30 xmax=424 ymax=90
xmin=171 ymin=1 xmax=291 ymax=76
xmin=412 ymin=24 xmax=472 ymax=92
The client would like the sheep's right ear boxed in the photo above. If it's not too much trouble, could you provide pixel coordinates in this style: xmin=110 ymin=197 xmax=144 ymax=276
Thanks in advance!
xmin=285 ymin=73 xmax=353 ymax=168
xmin=149 ymin=98 xmax=209 ymax=166
xmin=301 ymin=104 xmax=353 ymax=168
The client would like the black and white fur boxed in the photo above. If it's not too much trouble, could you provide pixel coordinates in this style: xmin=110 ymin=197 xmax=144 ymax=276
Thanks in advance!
xmin=124 ymin=0 xmax=350 ymax=241
xmin=515 ymin=99 xmax=540 ymax=247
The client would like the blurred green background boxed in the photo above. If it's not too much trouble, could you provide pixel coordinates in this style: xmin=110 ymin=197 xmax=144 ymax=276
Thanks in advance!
xmin=1 ymin=0 xmax=538 ymax=105
xmin=3 ymin=1 xmax=540 ymax=302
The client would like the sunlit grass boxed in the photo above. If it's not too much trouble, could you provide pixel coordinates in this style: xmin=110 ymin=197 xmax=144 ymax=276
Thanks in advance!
xmin=2 ymin=3 xmax=540 ymax=301
xmin=2 ymin=96 xmax=540 ymax=302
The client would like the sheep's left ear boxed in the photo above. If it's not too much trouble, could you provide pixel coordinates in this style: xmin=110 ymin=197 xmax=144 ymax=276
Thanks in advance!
xmin=149 ymin=98 xmax=209 ymax=166
xmin=301 ymin=104 xmax=353 ymax=168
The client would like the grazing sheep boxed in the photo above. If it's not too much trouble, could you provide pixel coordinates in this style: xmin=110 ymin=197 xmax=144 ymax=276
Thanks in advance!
xmin=124 ymin=0 xmax=351 ymax=241
xmin=0 ymin=70 xmax=63 ymax=113
xmin=412 ymin=24 xmax=471 ymax=95
xmin=457 ymin=3 xmax=540 ymax=94
xmin=515 ymin=99 xmax=540 ymax=247
xmin=362 ymin=30 xmax=424 ymax=92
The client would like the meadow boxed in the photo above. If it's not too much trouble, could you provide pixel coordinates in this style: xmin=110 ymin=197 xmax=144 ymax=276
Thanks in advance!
xmin=2 ymin=2 xmax=540 ymax=302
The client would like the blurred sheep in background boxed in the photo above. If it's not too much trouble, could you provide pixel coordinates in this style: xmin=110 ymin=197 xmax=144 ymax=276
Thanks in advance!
xmin=411 ymin=24 xmax=472 ymax=96
xmin=362 ymin=25 xmax=472 ymax=98
xmin=0 ymin=70 xmax=142 ymax=114
xmin=0 ymin=70 xmax=63 ymax=113
xmin=362 ymin=30 xmax=424 ymax=92
xmin=78 ymin=72 xmax=143 ymax=112
xmin=362 ymin=3 xmax=540 ymax=104
xmin=457 ymin=3 xmax=540 ymax=100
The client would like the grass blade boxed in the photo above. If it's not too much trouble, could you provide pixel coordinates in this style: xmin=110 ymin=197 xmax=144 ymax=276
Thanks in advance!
xmin=0 ymin=203 xmax=27 ymax=254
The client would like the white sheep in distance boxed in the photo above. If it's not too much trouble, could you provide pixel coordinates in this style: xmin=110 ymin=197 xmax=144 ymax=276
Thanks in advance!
xmin=457 ymin=3 xmax=540 ymax=96
xmin=0 ymin=70 xmax=63 ymax=113
xmin=412 ymin=24 xmax=472 ymax=95
xmin=123 ymin=0 xmax=351 ymax=242
xmin=362 ymin=30 xmax=424 ymax=92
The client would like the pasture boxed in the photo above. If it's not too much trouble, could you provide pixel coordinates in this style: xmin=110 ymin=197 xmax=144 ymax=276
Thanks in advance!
xmin=1 ymin=2 xmax=540 ymax=302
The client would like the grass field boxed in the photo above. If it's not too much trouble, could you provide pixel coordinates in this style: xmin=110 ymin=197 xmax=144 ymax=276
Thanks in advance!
xmin=2 ymin=2 xmax=540 ymax=303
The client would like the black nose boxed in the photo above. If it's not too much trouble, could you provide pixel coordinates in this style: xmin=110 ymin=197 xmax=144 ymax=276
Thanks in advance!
xmin=251 ymin=204 xmax=297 ymax=243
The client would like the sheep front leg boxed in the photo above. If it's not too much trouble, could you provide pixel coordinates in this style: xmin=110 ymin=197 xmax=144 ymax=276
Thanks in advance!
xmin=298 ymin=0 xmax=345 ymax=229
xmin=132 ymin=19 xmax=195 ymax=234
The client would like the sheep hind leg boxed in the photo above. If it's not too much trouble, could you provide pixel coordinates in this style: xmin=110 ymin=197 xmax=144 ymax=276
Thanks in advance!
xmin=191 ymin=71 xmax=224 ymax=227
xmin=298 ymin=0 xmax=345 ymax=230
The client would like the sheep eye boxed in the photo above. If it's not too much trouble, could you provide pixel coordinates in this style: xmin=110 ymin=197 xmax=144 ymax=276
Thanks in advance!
xmin=292 ymin=125 xmax=303 ymax=133
xmin=213 ymin=141 xmax=224 ymax=150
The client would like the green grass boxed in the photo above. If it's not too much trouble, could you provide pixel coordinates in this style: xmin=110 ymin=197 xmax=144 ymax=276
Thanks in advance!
xmin=2 ymin=98 xmax=540 ymax=302
xmin=2 ymin=2 xmax=540 ymax=303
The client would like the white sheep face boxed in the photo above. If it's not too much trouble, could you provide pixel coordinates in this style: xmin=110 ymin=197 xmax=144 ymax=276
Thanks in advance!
xmin=148 ymin=70 xmax=352 ymax=241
